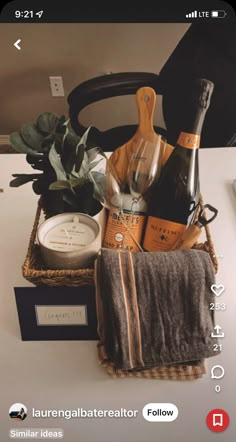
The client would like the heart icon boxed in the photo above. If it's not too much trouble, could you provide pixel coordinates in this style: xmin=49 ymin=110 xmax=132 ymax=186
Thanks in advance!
xmin=211 ymin=284 xmax=225 ymax=297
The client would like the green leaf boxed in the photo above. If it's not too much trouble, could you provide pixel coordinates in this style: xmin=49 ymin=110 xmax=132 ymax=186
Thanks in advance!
xmin=75 ymin=144 xmax=85 ymax=173
xmin=11 ymin=173 xmax=40 ymax=178
xmin=56 ymin=115 xmax=67 ymax=134
xmin=49 ymin=143 xmax=67 ymax=181
xmin=62 ymin=124 xmax=70 ymax=146
xmin=36 ymin=112 xmax=60 ymax=134
xmin=63 ymin=149 xmax=77 ymax=174
xmin=70 ymin=177 xmax=87 ymax=188
xmin=73 ymin=181 xmax=102 ymax=215
xmin=20 ymin=123 xmax=44 ymax=151
xmin=60 ymin=131 xmax=80 ymax=174
xmin=62 ymin=189 xmax=80 ymax=209
xmin=49 ymin=180 xmax=71 ymax=190
xmin=74 ymin=150 xmax=90 ymax=177
xmin=68 ymin=127 xmax=81 ymax=142
xmin=41 ymin=134 xmax=54 ymax=153
xmin=9 ymin=132 xmax=42 ymax=156
xmin=54 ymin=132 xmax=64 ymax=155
xmin=88 ymin=158 xmax=102 ymax=171
xmin=86 ymin=146 xmax=101 ymax=162
xmin=67 ymin=129 xmax=80 ymax=145
xmin=10 ymin=173 xmax=42 ymax=187
xmin=77 ymin=127 xmax=90 ymax=146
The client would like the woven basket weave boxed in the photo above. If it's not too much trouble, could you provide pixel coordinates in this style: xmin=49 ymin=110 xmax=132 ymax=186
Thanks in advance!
xmin=22 ymin=195 xmax=218 ymax=287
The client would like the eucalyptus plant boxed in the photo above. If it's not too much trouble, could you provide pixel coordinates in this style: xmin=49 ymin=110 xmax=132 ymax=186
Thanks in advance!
xmin=9 ymin=112 xmax=102 ymax=217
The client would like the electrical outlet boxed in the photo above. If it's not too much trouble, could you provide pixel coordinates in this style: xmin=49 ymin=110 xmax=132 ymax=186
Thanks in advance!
xmin=49 ymin=76 xmax=64 ymax=97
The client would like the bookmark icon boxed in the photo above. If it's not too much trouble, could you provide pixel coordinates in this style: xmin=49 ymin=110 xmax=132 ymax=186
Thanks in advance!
xmin=206 ymin=409 xmax=229 ymax=432
xmin=213 ymin=414 xmax=223 ymax=427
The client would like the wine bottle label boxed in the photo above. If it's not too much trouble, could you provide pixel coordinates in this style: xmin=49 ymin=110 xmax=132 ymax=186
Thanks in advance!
xmin=103 ymin=209 xmax=146 ymax=252
xmin=177 ymin=132 xmax=200 ymax=149
xmin=143 ymin=217 xmax=186 ymax=252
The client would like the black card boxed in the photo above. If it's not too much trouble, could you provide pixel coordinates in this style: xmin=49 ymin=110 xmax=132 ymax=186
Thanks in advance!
xmin=14 ymin=286 xmax=98 ymax=341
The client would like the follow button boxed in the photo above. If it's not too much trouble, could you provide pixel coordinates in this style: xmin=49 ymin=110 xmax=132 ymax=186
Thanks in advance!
xmin=142 ymin=403 xmax=178 ymax=422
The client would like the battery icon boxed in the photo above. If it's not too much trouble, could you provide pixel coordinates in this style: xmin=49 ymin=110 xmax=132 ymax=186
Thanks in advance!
xmin=211 ymin=10 xmax=227 ymax=18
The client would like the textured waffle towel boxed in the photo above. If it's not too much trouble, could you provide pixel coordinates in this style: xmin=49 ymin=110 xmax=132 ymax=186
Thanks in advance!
xmin=97 ymin=343 xmax=207 ymax=380
xmin=95 ymin=248 xmax=220 ymax=378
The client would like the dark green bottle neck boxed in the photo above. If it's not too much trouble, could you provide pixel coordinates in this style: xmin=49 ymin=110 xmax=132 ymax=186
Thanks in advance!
xmin=181 ymin=105 xmax=207 ymax=137
xmin=180 ymin=78 xmax=214 ymax=139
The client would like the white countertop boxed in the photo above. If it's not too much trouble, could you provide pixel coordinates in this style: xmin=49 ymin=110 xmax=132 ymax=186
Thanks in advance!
xmin=0 ymin=150 xmax=236 ymax=442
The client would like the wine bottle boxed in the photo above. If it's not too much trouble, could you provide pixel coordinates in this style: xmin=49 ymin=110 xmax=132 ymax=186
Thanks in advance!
xmin=143 ymin=78 xmax=214 ymax=252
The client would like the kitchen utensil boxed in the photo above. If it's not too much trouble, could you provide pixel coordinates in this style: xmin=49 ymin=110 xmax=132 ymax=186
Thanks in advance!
xmin=109 ymin=87 xmax=171 ymax=187
xmin=173 ymin=204 xmax=218 ymax=251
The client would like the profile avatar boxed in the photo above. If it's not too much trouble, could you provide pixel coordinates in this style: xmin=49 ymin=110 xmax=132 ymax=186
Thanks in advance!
xmin=9 ymin=403 xmax=27 ymax=421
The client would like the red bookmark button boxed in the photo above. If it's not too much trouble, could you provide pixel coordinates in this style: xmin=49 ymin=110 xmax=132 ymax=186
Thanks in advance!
xmin=206 ymin=409 xmax=230 ymax=432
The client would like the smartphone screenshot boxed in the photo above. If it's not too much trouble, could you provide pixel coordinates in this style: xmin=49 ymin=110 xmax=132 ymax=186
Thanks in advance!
xmin=0 ymin=1 xmax=235 ymax=441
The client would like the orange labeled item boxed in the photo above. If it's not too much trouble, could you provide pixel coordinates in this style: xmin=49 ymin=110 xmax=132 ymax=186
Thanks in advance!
xmin=103 ymin=209 xmax=146 ymax=252
xmin=103 ymin=193 xmax=147 ymax=252
xmin=143 ymin=78 xmax=214 ymax=252
xmin=143 ymin=217 xmax=186 ymax=252
xmin=177 ymin=132 xmax=200 ymax=149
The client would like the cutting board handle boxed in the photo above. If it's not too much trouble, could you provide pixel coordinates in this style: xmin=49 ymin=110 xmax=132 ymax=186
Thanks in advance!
xmin=136 ymin=87 xmax=157 ymax=140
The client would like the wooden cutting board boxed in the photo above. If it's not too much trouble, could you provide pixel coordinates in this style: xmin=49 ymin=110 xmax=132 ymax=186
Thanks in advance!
xmin=109 ymin=86 xmax=174 ymax=187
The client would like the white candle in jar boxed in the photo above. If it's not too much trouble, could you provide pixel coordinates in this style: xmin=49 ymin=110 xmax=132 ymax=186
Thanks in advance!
xmin=43 ymin=215 xmax=96 ymax=252
xmin=37 ymin=213 xmax=101 ymax=269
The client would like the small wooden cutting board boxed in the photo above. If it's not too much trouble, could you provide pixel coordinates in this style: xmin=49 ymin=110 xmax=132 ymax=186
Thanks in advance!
xmin=109 ymin=86 xmax=173 ymax=187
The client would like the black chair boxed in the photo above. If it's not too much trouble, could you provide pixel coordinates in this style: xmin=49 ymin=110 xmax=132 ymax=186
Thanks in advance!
xmin=68 ymin=22 xmax=236 ymax=149
xmin=67 ymin=72 xmax=167 ymax=151
xmin=158 ymin=22 xmax=236 ymax=148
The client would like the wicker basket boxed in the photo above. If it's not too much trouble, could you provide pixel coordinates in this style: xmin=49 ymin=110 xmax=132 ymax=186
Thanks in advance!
xmin=22 ymin=196 xmax=218 ymax=287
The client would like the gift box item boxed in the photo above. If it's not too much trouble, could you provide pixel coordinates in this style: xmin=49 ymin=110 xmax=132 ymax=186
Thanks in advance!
xmin=14 ymin=286 xmax=98 ymax=341
xmin=22 ymin=197 xmax=107 ymax=286
xmin=37 ymin=212 xmax=101 ymax=270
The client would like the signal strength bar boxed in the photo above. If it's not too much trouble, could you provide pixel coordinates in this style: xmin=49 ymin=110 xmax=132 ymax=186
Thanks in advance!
xmin=186 ymin=11 xmax=198 ymax=18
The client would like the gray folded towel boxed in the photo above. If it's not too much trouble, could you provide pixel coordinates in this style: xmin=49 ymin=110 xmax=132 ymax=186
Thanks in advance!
xmin=95 ymin=248 xmax=220 ymax=371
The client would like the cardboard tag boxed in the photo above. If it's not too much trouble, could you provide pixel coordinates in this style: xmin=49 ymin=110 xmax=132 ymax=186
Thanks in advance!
xmin=35 ymin=305 xmax=87 ymax=326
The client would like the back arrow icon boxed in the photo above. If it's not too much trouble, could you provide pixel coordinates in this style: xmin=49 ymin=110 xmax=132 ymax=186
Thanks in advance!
xmin=14 ymin=39 xmax=21 ymax=50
